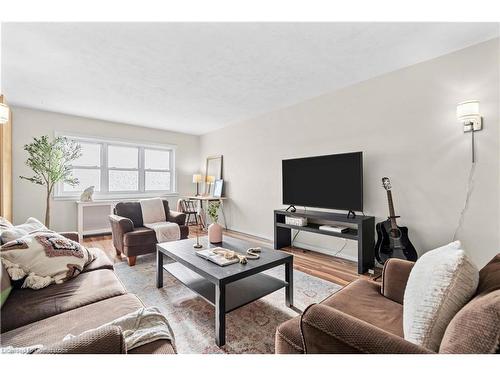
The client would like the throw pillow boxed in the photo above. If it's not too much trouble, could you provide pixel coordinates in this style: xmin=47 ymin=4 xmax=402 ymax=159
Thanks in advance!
xmin=0 ymin=231 xmax=95 ymax=290
xmin=0 ymin=217 xmax=14 ymax=245
xmin=0 ymin=217 xmax=48 ymax=244
xmin=439 ymin=291 xmax=500 ymax=353
xmin=403 ymin=241 xmax=479 ymax=351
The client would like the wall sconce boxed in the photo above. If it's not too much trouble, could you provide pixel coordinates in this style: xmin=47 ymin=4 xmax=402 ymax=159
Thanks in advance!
xmin=457 ymin=100 xmax=482 ymax=163
xmin=457 ymin=100 xmax=482 ymax=132
xmin=0 ymin=103 xmax=9 ymax=125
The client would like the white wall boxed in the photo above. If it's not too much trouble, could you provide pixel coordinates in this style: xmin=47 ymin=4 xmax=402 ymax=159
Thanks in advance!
xmin=12 ymin=107 xmax=200 ymax=232
xmin=200 ymin=38 xmax=500 ymax=268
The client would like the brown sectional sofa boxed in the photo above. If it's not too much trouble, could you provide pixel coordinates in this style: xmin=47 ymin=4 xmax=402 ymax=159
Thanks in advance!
xmin=276 ymin=254 xmax=500 ymax=354
xmin=109 ymin=200 xmax=188 ymax=266
xmin=0 ymin=232 xmax=176 ymax=354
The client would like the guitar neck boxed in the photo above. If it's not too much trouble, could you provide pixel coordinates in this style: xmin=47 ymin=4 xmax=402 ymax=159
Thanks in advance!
xmin=386 ymin=190 xmax=398 ymax=229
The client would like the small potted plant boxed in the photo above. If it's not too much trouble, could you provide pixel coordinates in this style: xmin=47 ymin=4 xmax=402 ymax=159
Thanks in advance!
xmin=207 ymin=201 xmax=222 ymax=243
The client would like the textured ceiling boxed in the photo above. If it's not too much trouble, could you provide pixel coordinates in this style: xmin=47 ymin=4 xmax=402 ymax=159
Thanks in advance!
xmin=2 ymin=23 xmax=498 ymax=135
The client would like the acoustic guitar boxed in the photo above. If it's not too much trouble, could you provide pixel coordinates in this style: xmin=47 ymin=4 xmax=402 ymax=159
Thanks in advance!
xmin=375 ymin=177 xmax=418 ymax=264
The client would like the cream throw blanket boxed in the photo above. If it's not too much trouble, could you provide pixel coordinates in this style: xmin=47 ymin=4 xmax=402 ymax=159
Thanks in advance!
xmin=140 ymin=198 xmax=180 ymax=242
xmin=64 ymin=307 xmax=174 ymax=351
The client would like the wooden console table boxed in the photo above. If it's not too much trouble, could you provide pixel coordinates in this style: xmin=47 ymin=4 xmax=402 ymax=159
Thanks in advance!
xmin=274 ymin=209 xmax=375 ymax=274
xmin=185 ymin=196 xmax=227 ymax=230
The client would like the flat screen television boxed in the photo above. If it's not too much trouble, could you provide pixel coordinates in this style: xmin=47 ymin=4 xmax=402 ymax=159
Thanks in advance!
xmin=282 ymin=152 xmax=363 ymax=211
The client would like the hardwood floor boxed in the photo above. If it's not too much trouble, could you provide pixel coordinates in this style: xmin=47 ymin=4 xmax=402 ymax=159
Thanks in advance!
xmin=83 ymin=227 xmax=380 ymax=286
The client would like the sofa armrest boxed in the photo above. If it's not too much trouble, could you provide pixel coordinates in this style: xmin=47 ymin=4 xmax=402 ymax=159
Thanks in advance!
xmin=109 ymin=215 xmax=134 ymax=254
xmin=167 ymin=210 xmax=186 ymax=226
xmin=59 ymin=231 xmax=80 ymax=243
xmin=300 ymin=304 xmax=433 ymax=354
xmin=36 ymin=326 xmax=126 ymax=354
xmin=109 ymin=214 xmax=134 ymax=232
xmin=381 ymin=258 xmax=415 ymax=304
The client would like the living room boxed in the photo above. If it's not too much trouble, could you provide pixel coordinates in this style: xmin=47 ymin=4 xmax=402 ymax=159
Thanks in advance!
xmin=1 ymin=1 xmax=499 ymax=373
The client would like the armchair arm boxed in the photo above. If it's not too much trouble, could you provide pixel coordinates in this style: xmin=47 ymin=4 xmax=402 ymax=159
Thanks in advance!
xmin=381 ymin=258 xmax=415 ymax=304
xmin=36 ymin=326 xmax=126 ymax=354
xmin=109 ymin=214 xmax=134 ymax=233
xmin=59 ymin=232 xmax=79 ymax=243
xmin=300 ymin=304 xmax=433 ymax=354
xmin=109 ymin=215 xmax=134 ymax=254
xmin=167 ymin=210 xmax=186 ymax=226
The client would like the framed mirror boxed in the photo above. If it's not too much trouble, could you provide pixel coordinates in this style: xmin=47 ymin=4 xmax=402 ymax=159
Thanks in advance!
xmin=204 ymin=155 xmax=223 ymax=195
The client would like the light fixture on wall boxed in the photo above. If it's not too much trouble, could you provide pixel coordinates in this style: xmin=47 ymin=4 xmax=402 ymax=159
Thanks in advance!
xmin=457 ymin=100 xmax=482 ymax=163
xmin=457 ymin=100 xmax=482 ymax=132
xmin=452 ymin=100 xmax=483 ymax=242
xmin=0 ymin=102 xmax=9 ymax=125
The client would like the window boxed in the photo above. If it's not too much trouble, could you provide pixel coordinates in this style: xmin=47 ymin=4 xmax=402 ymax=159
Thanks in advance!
xmin=145 ymin=149 xmax=171 ymax=191
xmin=56 ymin=135 xmax=175 ymax=198
xmin=108 ymin=145 xmax=139 ymax=192
xmin=63 ymin=142 xmax=101 ymax=192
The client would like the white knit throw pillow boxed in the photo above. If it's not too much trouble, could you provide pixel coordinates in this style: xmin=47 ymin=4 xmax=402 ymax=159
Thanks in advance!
xmin=403 ymin=241 xmax=479 ymax=351
xmin=0 ymin=231 xmax=94 ymax=289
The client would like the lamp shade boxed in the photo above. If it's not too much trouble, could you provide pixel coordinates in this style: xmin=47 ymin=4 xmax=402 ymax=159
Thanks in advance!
xmin=206 ymin=175 xmax=215 ymax=183
xmin=457 ymin=100 xmax=479 ymax=119
xmin=0 ymin=103 xmax=9 ymax=124
xmin=192 ymin=174 xmax=202 ymax=183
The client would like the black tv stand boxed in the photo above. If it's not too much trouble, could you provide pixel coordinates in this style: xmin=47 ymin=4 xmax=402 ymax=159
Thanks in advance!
xmin=285 ymin=205 xmax=297 ymax=213
xmin=347 ymin=210 xmax=356 ymax=219
xmin=274 ymin=208 xmax=375 ymax=274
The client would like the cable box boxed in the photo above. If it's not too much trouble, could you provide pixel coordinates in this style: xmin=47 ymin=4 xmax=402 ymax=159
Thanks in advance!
xmin=319 ymin=224 xmax=349 ymax=233
xmin=285 ymin=216 xmax=308 ymax=227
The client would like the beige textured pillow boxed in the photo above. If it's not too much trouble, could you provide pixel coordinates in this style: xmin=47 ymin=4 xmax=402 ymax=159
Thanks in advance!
xmin=0 ymin=217 xmax=48 ymax=244
xmin=403 ymin=241 xmax=479 ymax=351
xmin=0 ymin=231 xmax=94 ymax=289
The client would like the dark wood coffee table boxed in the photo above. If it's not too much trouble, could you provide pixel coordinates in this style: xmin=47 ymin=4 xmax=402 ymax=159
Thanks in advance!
xmin=156 ymin=236 xmax=294 ymax=347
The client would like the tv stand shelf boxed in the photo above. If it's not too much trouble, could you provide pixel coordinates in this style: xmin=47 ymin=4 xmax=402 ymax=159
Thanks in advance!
xmin=274 ymin=209 xmax=375 ymax=274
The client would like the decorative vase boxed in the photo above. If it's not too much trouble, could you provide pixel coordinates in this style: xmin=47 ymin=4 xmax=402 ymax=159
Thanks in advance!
xmin=208 ymin=222 xmax=223 ymax=244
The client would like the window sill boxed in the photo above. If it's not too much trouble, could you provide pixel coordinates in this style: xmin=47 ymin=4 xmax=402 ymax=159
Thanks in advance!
xmin=53 ymin=192 xmax=180 ymax=202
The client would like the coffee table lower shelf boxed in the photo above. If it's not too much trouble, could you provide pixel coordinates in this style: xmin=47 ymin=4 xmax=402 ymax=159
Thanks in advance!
xmin=163 ymin=262 xmax=288 ymax=313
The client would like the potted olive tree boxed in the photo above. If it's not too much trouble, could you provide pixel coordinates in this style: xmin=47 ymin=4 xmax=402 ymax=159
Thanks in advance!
xmin=20 ymin=135 xmax=82 ymax=228
xmin=207 ymin=201 xmax=222 ymax=243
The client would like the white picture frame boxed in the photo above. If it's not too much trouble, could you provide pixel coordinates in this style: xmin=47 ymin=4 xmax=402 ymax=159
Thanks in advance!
xmin=213 ymin=179 xmax=224 ymax=198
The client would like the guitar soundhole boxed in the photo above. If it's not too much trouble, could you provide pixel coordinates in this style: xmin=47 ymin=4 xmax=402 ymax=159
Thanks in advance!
xmin=390 ymin=228 xmax=401 ymax=239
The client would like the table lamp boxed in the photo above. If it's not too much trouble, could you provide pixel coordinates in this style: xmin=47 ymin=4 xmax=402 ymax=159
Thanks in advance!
xmin=192 ymin=174 xmax=202 ymax=196
xmin=205 ymin=175 xmax=215 ymax=195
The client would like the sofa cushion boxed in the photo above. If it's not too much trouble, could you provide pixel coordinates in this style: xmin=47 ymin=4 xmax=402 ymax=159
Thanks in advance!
xmin=0 ymin=294 xmax=142 ymax=347
xmin=82 ymin=248 xmax=114 ymax=273
xmin=1 ymin=269 xmax=126 ymax=332
xmin=128 ymin=339 xmax=176 ymax=354
xmin=439 ymin=290 xmax=500 ymax=353
xmin=321 ymin=278 xmax=404 ymax=337
xmin=1 ymin=293 xmax=177 ymax=354
xmin=123 ymin=227 xmax=157 ymax=246
xmin=403 ymin=241 xmax=479 ymax=351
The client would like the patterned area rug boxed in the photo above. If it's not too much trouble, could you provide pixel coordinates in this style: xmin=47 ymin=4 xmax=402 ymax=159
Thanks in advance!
xmin=114 ymin=253 xmax=341 ymax=353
